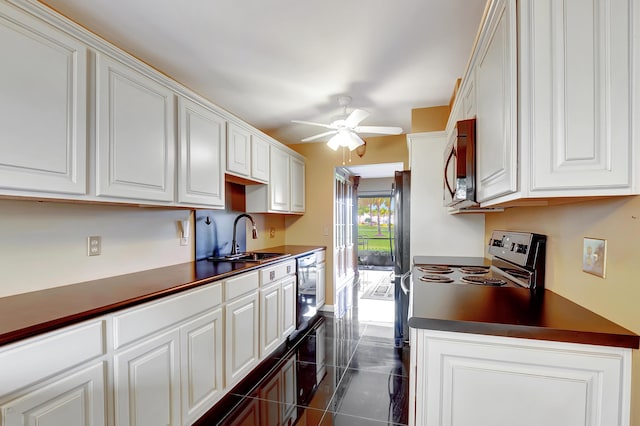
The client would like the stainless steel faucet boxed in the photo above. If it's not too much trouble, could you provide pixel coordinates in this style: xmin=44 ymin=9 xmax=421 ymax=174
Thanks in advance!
xmin=231 ymin=214 xmax=258 ymax=255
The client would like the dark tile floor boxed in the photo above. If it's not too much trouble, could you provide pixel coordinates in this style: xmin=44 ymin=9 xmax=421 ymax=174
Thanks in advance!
xmin=203 ymin=299 xmax=409 ymax=426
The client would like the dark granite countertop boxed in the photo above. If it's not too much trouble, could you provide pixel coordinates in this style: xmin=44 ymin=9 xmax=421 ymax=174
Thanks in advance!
xmin=409 ymin=276 xmax=639 ymax=349
xmin=0 ymin=245 xmax=325 ymax=347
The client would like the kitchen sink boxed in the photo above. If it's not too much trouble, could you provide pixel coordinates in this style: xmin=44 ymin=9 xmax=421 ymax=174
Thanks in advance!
xmin=208 ymin=252 xmax=291 ymax=263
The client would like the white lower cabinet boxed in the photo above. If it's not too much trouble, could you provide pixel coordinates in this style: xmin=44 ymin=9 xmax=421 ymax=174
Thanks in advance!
xmin=111 ymin=282 xmax=223 ymax=426
xmin=258 ymin=260 xmax=297 ymax=359
xmin=281 ymin=275 xmax=296 ymax=338
xmin=179 ymin=308 xmax=224 ymax=426
xmin=409 ymin=328 xmax=632 ymax=426
xmin=0 ymin=362 xmax=106 ymax=426
xmin=0 ymin=319 xmax=107 ymax=426
xmin=260 ymin=281 xmax=282 ymax=358
xmin=0 ymin=262 xmax=302 ymax=426
xmin=114 ymin=327 xmax=181 ymax=426
xmin=225 ymin=291 xmax=260 ymax=387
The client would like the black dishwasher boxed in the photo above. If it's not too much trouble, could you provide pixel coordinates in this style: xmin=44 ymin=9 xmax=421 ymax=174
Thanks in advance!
xmin=295 ymin=253 xmax=318 ymax=336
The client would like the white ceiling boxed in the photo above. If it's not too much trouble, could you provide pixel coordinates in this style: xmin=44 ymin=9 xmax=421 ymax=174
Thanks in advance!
xmin=346 ymin=163 xmax=404 ymax=179
xmin=39 ymin=0 xmax=487 ymax=145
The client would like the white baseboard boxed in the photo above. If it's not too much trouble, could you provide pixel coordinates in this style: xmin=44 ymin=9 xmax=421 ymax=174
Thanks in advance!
xmin=318 ymin=304 xmax=334 ymax=313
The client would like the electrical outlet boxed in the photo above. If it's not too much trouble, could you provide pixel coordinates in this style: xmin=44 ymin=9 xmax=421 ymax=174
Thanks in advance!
xmin=88 ymin=236 xmax=101 ymax=256
xmin=270 ymin=227 xmax=276 ymax=238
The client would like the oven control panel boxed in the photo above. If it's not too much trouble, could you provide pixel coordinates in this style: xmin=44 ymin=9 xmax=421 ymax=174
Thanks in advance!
xmin=488 ymin=231 xmax=544 ymax=267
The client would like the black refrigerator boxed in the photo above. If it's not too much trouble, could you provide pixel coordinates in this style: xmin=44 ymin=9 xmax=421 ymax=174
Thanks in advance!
xmin=393 ymin=170 xmax=411 ymax=348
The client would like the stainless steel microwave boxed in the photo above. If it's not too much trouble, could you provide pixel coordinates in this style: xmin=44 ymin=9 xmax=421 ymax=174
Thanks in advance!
xmin=443 ymin=118 xmax=478 ymax=208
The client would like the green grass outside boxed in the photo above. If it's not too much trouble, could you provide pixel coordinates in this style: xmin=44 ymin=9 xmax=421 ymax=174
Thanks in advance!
xmin=357 ymin=224 xmax=394 ymax=253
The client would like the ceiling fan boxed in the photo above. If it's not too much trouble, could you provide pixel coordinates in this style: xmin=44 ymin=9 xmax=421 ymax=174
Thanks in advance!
xmin=291 ymin=96 xmax=403 ymax=151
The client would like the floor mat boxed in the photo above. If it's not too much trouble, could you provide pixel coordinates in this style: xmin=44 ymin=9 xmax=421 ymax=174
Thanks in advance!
xmin=361 ymin=271 xmax=394 ymax=301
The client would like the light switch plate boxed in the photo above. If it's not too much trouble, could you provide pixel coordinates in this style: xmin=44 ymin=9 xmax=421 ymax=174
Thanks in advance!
xmin=88 ymin=236 xmax=102 ymax=256
xmin=582 ymin=237 xmax=606 ymax=278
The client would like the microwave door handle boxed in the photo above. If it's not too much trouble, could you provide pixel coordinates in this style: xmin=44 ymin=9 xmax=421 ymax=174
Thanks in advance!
xmin=444 ymin=149 xmax=456 ymax=197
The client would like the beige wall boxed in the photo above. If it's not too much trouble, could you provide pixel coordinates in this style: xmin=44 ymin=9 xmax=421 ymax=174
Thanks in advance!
xmin=286 ymin=134 xmax=409 ymax=306
xmin=0 ymin=199 xmax=193 ymax=297
xmin=485 ymin=196 xmax=640 ymax=424
xmin=411 ymin=105 xmax=450 ymax=133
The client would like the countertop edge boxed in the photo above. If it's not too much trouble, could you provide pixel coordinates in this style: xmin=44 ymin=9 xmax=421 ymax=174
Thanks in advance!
xmin=408 ymin=317 xmax=640 ymax=349
xmin=0 ymin=245 xmax=326 ymax=347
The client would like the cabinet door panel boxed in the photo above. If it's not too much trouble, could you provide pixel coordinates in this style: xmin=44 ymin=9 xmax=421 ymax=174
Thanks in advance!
xmin=269 ymin=147 xmax=290 ymax=212
xmin=251 ymin=136 xmax=270 ymax=182
xmin=96 ymin=53 xmax=175 ymax=202
xmin=260 ymin=283 xmax=281 ymax=358
xmin=523 ymin=0 xmax=633 ymax=192
xmin=225 ymin=292 xmax=259 ymax=385
xmin=316 ymin=261 xmax=326 ymax=309
xmin=227 ymin=123 xmax=251 ymax=176
xmin=180 ymin=308 xmax=224 ymax=425
xmin=290 ymin=156 xmax=305 ymax=212
xmin=475 ymin=0 xmax=517 ymax=202
xmin=1 ymin=362 xmax=106 ymax=426
xmin=0 ymin=4 xmax=87 ymax=195
xmin=178 ymin=97 xmax=226 ymax=207
xmin=281 ymin=275 xmax=296 ymax=338
xmin=413 ymin=330 xmax=631 ymax=426
xmin=114 ymin=328 xmax=180 ymax=426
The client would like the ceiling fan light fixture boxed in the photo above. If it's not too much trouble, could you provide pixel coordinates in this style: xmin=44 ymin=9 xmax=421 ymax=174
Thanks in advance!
xmin=327 ymin=134 xmax=341 ymax=151
xmin=346 ymin=131 xmax=364 ymax=151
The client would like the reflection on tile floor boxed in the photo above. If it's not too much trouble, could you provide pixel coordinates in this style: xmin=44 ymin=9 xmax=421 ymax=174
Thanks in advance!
xmin=208 ymin=288 xmax=409 ymax=426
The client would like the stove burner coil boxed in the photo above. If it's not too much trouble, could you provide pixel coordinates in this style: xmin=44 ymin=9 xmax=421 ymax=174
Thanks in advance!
xmin=419 ymin=274 xmax=454 ymax=283
xmin=458 ymin=266 xmax=490 ymax=275
xmin=417 ymin=265 xmax=454 ymax=274
xmin=461 ymin=275 xmax=507 ymax=286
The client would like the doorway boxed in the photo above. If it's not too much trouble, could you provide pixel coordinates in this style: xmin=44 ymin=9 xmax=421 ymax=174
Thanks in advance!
xmin=356 ymin=194 xmax=394 ymax=325
xmin=346 ymin=163 xmax=402 ymax=328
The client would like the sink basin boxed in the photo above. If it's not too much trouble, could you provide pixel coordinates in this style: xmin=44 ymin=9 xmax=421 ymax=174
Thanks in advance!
xmin=208 ymin=252 xmax=290 ymax=263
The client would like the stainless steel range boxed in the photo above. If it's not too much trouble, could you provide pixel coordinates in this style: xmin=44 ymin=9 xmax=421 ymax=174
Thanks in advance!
xmin=413 ymin=230 xmax=547 ymax=296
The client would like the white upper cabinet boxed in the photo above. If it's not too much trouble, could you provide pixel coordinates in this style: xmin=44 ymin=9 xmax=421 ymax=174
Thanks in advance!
xmin=474 ymin=0 xmax=518 ymax=203
xmin=269 ymin=146 xmax=291 ymax=212
xmin=520 ymin=0 xmax=636 ymax=196
xmin=0 ymin=0 xmax=304 ymax=208
xmin=95 ymin=53 xmax=176 ymax=202
xmin=227 ymin=122 xmax=252 ymax=177
xmin=251 ymin=136 xmax=270 ymax=183
xmin=246 ymin=145 xmax=305 ymax=214
xmin=0 ymin=2 xmax=87 ymax=195
xmin=178 ymin=96 xmax=226 ymax=208
xmin=468 ymin=0 xmax=639 ymax=207
xmin=290 ymin=155 xmax=306 ymax=213
xmin=461 ymin=75 xmax=476 ymax=120
xmin=227 ymin=123 xmax=271 ymax=183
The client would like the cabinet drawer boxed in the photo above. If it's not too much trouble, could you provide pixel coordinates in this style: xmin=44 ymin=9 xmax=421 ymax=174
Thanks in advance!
xmin=316 ymin=250 xmax=326 ymax=263
xmin=0 ymin=319 xmax=105 ymax=395
xmin=259 ymin=260 xmax=296 ymax=286
xmin=113 ymin=282 xmax=222 ymax=349
xmin=225 ymin=271 xmax=259 ymax=301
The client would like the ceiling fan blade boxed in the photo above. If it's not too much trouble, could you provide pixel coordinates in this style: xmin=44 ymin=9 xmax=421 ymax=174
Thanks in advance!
xmin=291 ymin=119 xmax=336 ymax=130
xmin=344 ymin=109 xmax=370 ymax=128
xmin=301 ymin=130 xmax=337 ymax=142
xmin=353 ymin=125 xmax=403 ymax=135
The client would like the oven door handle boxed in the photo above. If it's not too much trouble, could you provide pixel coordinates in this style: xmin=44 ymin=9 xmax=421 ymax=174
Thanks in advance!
xmin=444 ymin=148 xmax=456 ymax=198
xmin=400 ymin=271 xmax=412 ymax=295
